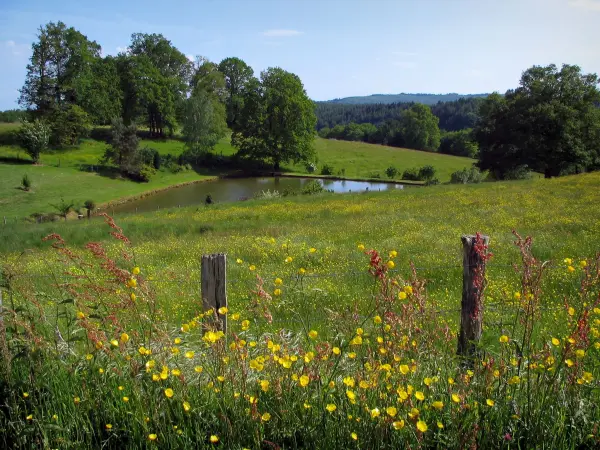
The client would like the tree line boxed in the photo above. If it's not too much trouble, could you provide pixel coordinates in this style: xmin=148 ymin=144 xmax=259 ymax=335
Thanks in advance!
xmin=15 ymin=21 xmax=316 ymax=177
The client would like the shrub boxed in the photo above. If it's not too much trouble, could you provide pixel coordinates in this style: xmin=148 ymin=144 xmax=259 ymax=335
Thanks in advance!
xmin=425 ymin=178 xmax=440 ymax=186
xmin=337 ymin=168 xmax=346 ymax=177
xmin=49 ymin=104 xmax=92 ymax=147
xmin=370 ymin=172 xmax=381 ymax=179
xmin=153 ymin=151 xmax=162 ymax=170
xmin=386 ymin=166 xmax=398 ymax=179
xmin=18 ymin=119 xmax=50 ymax=164
xmin=305 ymin=162 xmax=316 ymax=174
xmin=138 ymin=165 xmax=156 ymax=182
xmin=450 ymin=167 xmax=484 ymax=184
xmin=21 ymin=174 xmax=31 ymax=191
xmin=253 ymin=190 xmax=281 ymax=200
xmin=504 ymin=165 xmax=533 ymax=180
xmin=50 ymin=197 xmax=74 ymax=221
xmin=320 ymin=164 xmax=334 ymax=175
xmin=402 ymin=168 xmax=420 ymax=181
xmin=301 ymin=180 xmax=325 ymax=195
xmin=418 ymin=165 xmax=436 ymax=181
xmin=84 ymin=200 xmax=96 ymax=219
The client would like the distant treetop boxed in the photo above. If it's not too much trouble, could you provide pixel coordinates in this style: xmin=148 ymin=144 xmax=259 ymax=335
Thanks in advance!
xmin=323 ymin=93 xmax=490 ymax=105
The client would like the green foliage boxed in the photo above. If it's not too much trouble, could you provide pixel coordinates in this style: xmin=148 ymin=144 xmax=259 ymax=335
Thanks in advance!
xmin=320 ymin=164 xmax=334 ymax=175
xmin=21 ymin=174 xmax=31 ymax=191
xmin=301 ymin=179 xmax=325 ymax=195
xmin=324 ymin=92 xmax=488 ymax=105
xmin=103 ymin=118 xmax=140 ymax=175
xmin=49 ymin=104 xmax=92 ymax=146
xmin=418 ymin=165 xmax=436 ymax=181
xmin=152 ymin=151 xmax=161 ymax=170
xmin=138 ymin=164 xmax=156 ymax=182
xmin=0 ymin=109 xmax=26 ymax=123
xmin=76 ymin=56 xmax=122 ymax=124
xmin=305 ymin=162 xmax=316 ymax=173
xmin=402 ymin=167 xmax=420 ymax=181
xmin=83 ymin=199 xmax=96 ymax=219
xmin=182 ymin=89 xmax=228 ymax=158
xmin=400 ymin=104 xmax=441 ymax=151
xmin=233 ymin=67 xmax=316 ymax=170
xmin=475 ymin=64 xmax=600 ymax=179
xmin=450 ymin=167 xmax=484 ymax=184
xmin=17 ymin=119 xmax=50 ymax=163
xmin=385 ymin=166 xmax=398 ymax=179
xmin=218 ymin=57 xmax=255 ymax=130
xmin=439 ymin=129 xmax=479 ymax=158
xmin=49 ymin=197 xmax=74 ymax=220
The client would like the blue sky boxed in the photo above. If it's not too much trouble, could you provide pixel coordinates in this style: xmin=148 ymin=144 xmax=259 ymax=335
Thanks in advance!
xmin=0 ymin=0 xmax=599 ymax=109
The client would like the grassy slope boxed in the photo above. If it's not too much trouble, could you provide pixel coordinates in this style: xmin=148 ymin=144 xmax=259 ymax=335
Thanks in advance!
xmin=1 ymin=122 xmax=475 ymax=218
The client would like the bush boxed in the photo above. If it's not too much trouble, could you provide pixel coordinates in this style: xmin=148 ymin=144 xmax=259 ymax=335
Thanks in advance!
xmin=306 ymin=162 xmax=316 ymax=174
xmin=321 ymin=164 xmax=334 ymax=175
xmin=153 ymin=151 xmax=162 ymax=170
xmin=29 ymin=212 xmax=58 ymax=223
xmin=425 ymin=178 xmax=440 ymax=186
xmin=253 ymin=190 xmax=281 ymax=200
xmin=18 ymin=119 xmax=50 ymax=164
xmin=450 ymin=167 xmax=484 ymax=184
xmin=49 ymin=104 xmax=92 ymax=147
xmin=386 ymin=166 xmax=398 ymax=179
xmin=21 ymin=174 xmax=31 ymax=191
xmin=370 ymin=172 xmax=381 ymax=179
xmin=418 ymin=165 xmax=436 ymax=181
xmin=84 ymin=200 xmax=96 ymax=219
xmin=402 ymin=168 xmax=420 ymax=181
xmin=504 ymin=165 xmax=533 ymax=180
xmin=337 ymin=168 xmax=346 ymax=177
xmin=301 ymin=180 xmax=325 ymax=195
xmin=138 ymin=165 xmax=156 ymax=182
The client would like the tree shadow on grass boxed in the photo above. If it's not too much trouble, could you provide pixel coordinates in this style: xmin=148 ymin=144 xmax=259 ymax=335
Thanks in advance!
xmin=0 ymin=156 xmax=34 ymax=165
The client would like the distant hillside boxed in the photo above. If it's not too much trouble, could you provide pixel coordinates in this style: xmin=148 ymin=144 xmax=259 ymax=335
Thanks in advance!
xmin=324 ymin=93 xmax=489 ymax=105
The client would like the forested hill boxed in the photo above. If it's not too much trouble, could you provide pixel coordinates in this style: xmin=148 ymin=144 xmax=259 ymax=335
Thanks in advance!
xmin=316 ymin=96 xmax=484 ymax=131
xmin=324 ymin=93 xmax=489 ymax=105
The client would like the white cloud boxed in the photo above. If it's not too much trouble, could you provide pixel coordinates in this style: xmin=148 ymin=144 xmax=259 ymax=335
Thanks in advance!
xmin=261 ymin=29 xmax=303 ymax=37
xmin=568 ymin=0 xmax=600 ymax=11
xmin=393 ymin=61 xmax=417 ymax=69
xmin=3 ymin=40 xmax=28 ymax=56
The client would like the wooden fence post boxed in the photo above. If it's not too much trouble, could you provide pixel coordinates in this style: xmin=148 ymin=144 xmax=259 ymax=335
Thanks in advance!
xmin=201 ymin=254 xmax=227 ymax=333
xmin=457 ymin=234 xmax=490 ymax=362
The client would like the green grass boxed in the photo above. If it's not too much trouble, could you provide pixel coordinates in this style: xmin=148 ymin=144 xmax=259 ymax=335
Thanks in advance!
xmin=1 ymin=172 xmax=599 ymax=449
xmin=0 ymin=124 xmax=476 ymax=219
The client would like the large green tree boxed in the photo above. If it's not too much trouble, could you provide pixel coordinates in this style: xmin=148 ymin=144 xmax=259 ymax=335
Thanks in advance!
xmin=217 ymin=57 xmax=255 ymax=130
xmin=399 ymin=104 xmax=441 ymax=151
xmin=19 ymin=22 xmax=101 ymax=118
xmin=182 ymin=90 xmax=228 ymax=157
xmin=233 ymin=67 xmax=316 ymax=170
xmin=476 ymin=64 xmax=600 ymax=178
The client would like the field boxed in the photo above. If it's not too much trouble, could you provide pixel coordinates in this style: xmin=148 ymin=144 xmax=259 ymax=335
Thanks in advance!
xmin=0 ymin=124 xmax=475 ymax=219
xmin=1 ymin=170 xmax=599 ymax=448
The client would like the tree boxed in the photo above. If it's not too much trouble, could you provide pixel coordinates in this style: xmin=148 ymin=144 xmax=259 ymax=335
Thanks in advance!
xmin=476 ymin=64 xmax=600 ymax=178
xmin=49 ymin=104 xmax=92 ymax=146
xmin=84 ymin=199 xmax=96 ymax=219
xmin=75 ymin=56 xmax=122 ymax=124
xmin=18 ymin=119 xmax=50 ymax=163
xmin=439 ymin=129 xmax=479 ymax=158
xmin=103 ymin=118 xmax=140 ymax=175
xmin=19 ymin=21 xmax=101 ymax=118
xmin=400 ymin=104 xmax=441 ymax=151
xmin=218 ymin=57 xmax=254 ymax=129
xmin=50 ymin=197 xmax=75 ymax=221
xmin=182 ymin=90 xmax=228 ymax=157
xmin=233 ymin=68 xmax=316 ymax=170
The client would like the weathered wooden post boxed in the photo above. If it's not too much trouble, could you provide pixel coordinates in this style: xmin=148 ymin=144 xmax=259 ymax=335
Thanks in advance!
xmin=457 ymin=234 xmax=490 ymax=362
xmin=201 ymin=254 xmax=227 ymax=333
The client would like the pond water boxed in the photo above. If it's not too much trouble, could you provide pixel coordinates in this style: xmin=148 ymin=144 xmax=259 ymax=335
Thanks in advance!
xmin=110 ymin=177 xmax=406 ymax=214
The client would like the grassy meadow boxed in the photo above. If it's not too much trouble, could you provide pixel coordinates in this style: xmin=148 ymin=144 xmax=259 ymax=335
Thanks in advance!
xmin=1 ymin=170 xmax=599 ymax=447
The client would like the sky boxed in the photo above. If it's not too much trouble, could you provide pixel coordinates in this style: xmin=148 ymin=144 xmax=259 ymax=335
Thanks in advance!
xmin=0 ymin=0 xmax=599 ymax=109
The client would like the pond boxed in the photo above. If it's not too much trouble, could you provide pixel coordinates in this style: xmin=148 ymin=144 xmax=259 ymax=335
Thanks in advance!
xmin=110 ymin=177 xmax=407 ymax=214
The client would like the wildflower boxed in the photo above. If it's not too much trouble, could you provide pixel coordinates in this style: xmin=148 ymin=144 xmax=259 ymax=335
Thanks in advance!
xmin=499 ymin=335 xmax=509 ymax=343
xmin=403 ymin=285 xmax=413 ymax=294
xmin=348 ymin=352 xmax=356 ymax=359
xmin=358 ymin=244 xmax=365 ymax=251
xmin=218 ymin=307 xmax=228 ymax=315
xmin=76 ymin=311 xmax=85 ymax=319
xmin=565 ymin=359 xmax=574 ymax=367
xmin=183 ymin=401 xmax=191 ymax=412
xmin=389 ymin=250 xmax=397 ymax=258
xmin=148 ymin=434 xmax=157 ymax=441
xmin=408 ymin=407 xmax=420 ymax=419
xmin=567 ymin=266 xmax=575 ymax=273
xmin=398 ymin=291 xmax=407 ymax=300
xmin=374 ymin=315 xmax=382 ymax=324
xmin=387 ymin=261 xmax=395 ymax=269
xmin=568 ymin=307 xmax=575 ymax=316
xmin=122 ymin=396 xmax=129 ymax=402
xmin=304 ymin=403 xmax=311 ymax=409
xmin=132 ymin=267 xmax=140 ymax=275
xmin=127 ymin=278 xmax=137 ymax=288
xmin=346 ymin=390 xmax=356 ymax=402
xmin=74 ymin=397 xmax=81 ymax=404
xmin=448 ymin=377 xmax=455 ymax=385
xmin=432 ymin=401 xmax=444 ymax=410
xmin=85 ymin=353 xmax=93 ymax=360
xmin=274 ymin=277 xmax=283 ymax=285
xmin=185 ymin=351 xmax=195 ymax=359
xmin=299 ymin=375 xmax=310 ymax=387
xmin=22 ymin=392 xmax=29 ymax=398
xmin=351 ymin=335 xmax=363 ymax=345
xmin=583 ymin=372 xmax=594 ymax=382
xmin=451 ymin=394 xmax=460 ymax=403
xmin=343 ymin=376 xmax=355 ymax=387
xmin=564 ymin=258 xmax=572 ymax=265
xmin=308 ymin=330 xmax=318 ymax=339
xmin=106 ymin=424 xmax=113 ymax=430
xmin=164 ymin=388 xmax=174 ymax=398
xmin=386 ymin=406 xmax=397 ymax=417
xmin=351 ymin=432 xmax=358 ymax=440
xmin=551 ymin=337 xmax=560 ymax=346
xmin=309 ymin=247 xmax=317 ymax=253
xmin=52 ymin=414 xmax=58 ymax=420
xmin=486 ymin=399 xmax=495 ymax=407
xmin=370 ymin=408 xmax=380 ymax=419
xmin=437 ymin=421 xmax=444 ymax=429
xmin=261 ymin=412 xmax=271 ymax=422
xmin=236 ymin=258 xmax=243 ymax=264
xmin=298 ymin=268 xmax=306 ymax=275
xmin=230 ymin=313 xmax=240 ymax=321
xmin=576 ymin=349 xmax=585 ymax=358
xmin=417 ymin=420 xmax=428 ymax=432
xmin=241 ymin=320 xmax=250 ymax=330
xmin=509 ymin=375 xmax=520 ymax=385
xmin=333 ymin=347 xmax=341 ymax=355
xmin=249 ymin=265 xmax=256 ymax=271
xmin=172 ymin=369 xmax=181 ymax=377
xmin=285 ymin=256 xmax=293 ymax=263
xmin=399 ymin=365 xmax=409 ymax=375
xmin=415 ymin=391 xmax=425 ymax=401
xmin=26 ymin=414 xmax=33 ymax=421
xmin=326 ymin=404 xmax=337 ymax=413
xmin=424 ymin=377 xmax=433 ymax=386
xmin=392 ymin=420 xmax=405 ymax=430
xmin=210 ymin=435 xmax=219 ymax=444
xmin=514 ymin=292 xmax=521 ymax=300
xmin=111 ymin=339 xmax=119 ymax=347
xmin=260 ymin=380 xmax=270 ymax=392
xmin=580 ymin=260 xmax=587 ymax=268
